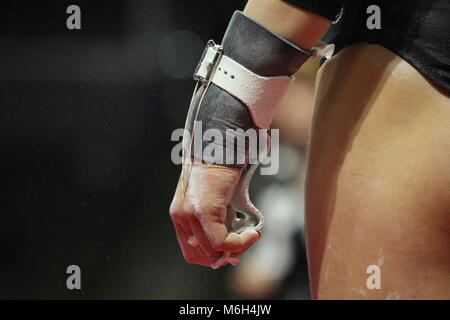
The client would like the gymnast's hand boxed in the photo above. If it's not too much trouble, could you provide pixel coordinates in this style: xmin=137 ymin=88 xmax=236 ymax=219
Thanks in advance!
xmin=169 ymin=163 xmax=261 ymax=267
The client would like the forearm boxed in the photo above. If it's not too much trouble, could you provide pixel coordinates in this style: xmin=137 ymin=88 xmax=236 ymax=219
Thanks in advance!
xmin=243 ymin=0 xmax=331 ymax=49
xmin=171 ymin=0 xmax=334 ymax=268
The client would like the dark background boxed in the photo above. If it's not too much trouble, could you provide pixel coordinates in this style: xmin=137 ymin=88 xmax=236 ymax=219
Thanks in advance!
xmin=0 ymin=0 xmax=308 ymax=299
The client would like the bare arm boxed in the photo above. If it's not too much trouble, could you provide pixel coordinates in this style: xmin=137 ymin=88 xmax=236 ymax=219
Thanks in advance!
xmin=244 ymin=0 xmax=331 ymax=49
xmin=170 ymin=0 xmax=332 ymax=267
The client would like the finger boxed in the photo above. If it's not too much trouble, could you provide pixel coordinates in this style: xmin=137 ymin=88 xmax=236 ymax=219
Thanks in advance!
xmin=194 ymin=203 xmax=230 ymax=250
xmin=173 ymin=222 xmax=212 ymax=267
xmin=213 ymin=252 xmax=241 ymax=268
xmin=221 ymin=229 xmax=261 ymax=253
xmin=231 ymin=230 xmax=261 ymax=255
xmin=187 ymin=234 xmax=212 ymax=260
xmin=181 ymin=164 xmax=242 ymax=250
xmin=189 ymin=218 xmax=223 ymax=260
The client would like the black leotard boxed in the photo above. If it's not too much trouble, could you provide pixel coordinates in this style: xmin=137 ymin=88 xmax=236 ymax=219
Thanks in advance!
xmin=286 ymin=0 xmax=450 ymax=94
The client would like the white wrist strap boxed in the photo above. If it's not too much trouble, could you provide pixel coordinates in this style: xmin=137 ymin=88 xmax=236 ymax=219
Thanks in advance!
xmin=194 ymin=43 xmax=294 ymax=129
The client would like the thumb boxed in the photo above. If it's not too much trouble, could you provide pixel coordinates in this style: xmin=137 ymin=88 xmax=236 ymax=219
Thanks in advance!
xmin=221 ymin=229 xmax=261 ymax=253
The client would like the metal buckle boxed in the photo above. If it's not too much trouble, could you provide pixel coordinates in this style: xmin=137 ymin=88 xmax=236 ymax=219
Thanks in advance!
xmin=193 ymin=40 xmax=224 ymax=84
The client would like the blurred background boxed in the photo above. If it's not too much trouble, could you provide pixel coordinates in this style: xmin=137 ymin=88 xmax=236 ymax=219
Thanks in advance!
xmin=0 ymin=0 xmax=317 ymax=299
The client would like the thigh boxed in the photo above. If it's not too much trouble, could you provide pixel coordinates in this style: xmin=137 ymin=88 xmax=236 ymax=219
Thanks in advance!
xmin=306 ymin=43 xmax=450 ymax=299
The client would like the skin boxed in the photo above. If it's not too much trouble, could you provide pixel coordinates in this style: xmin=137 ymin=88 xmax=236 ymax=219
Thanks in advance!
xmin=170 ymin=164 xmax=260 ymax=267
xmin=307 ymin=43 xmax=450 ymax=299
xmin=170 ymin=0 xmax=450 ymax=298
xmin=170 ymin=0 xmax=327 ymax=267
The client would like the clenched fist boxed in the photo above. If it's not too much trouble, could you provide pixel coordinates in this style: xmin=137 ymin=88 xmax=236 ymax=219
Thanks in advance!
xmin=169 ymin=163 xmax=261 ymax=268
